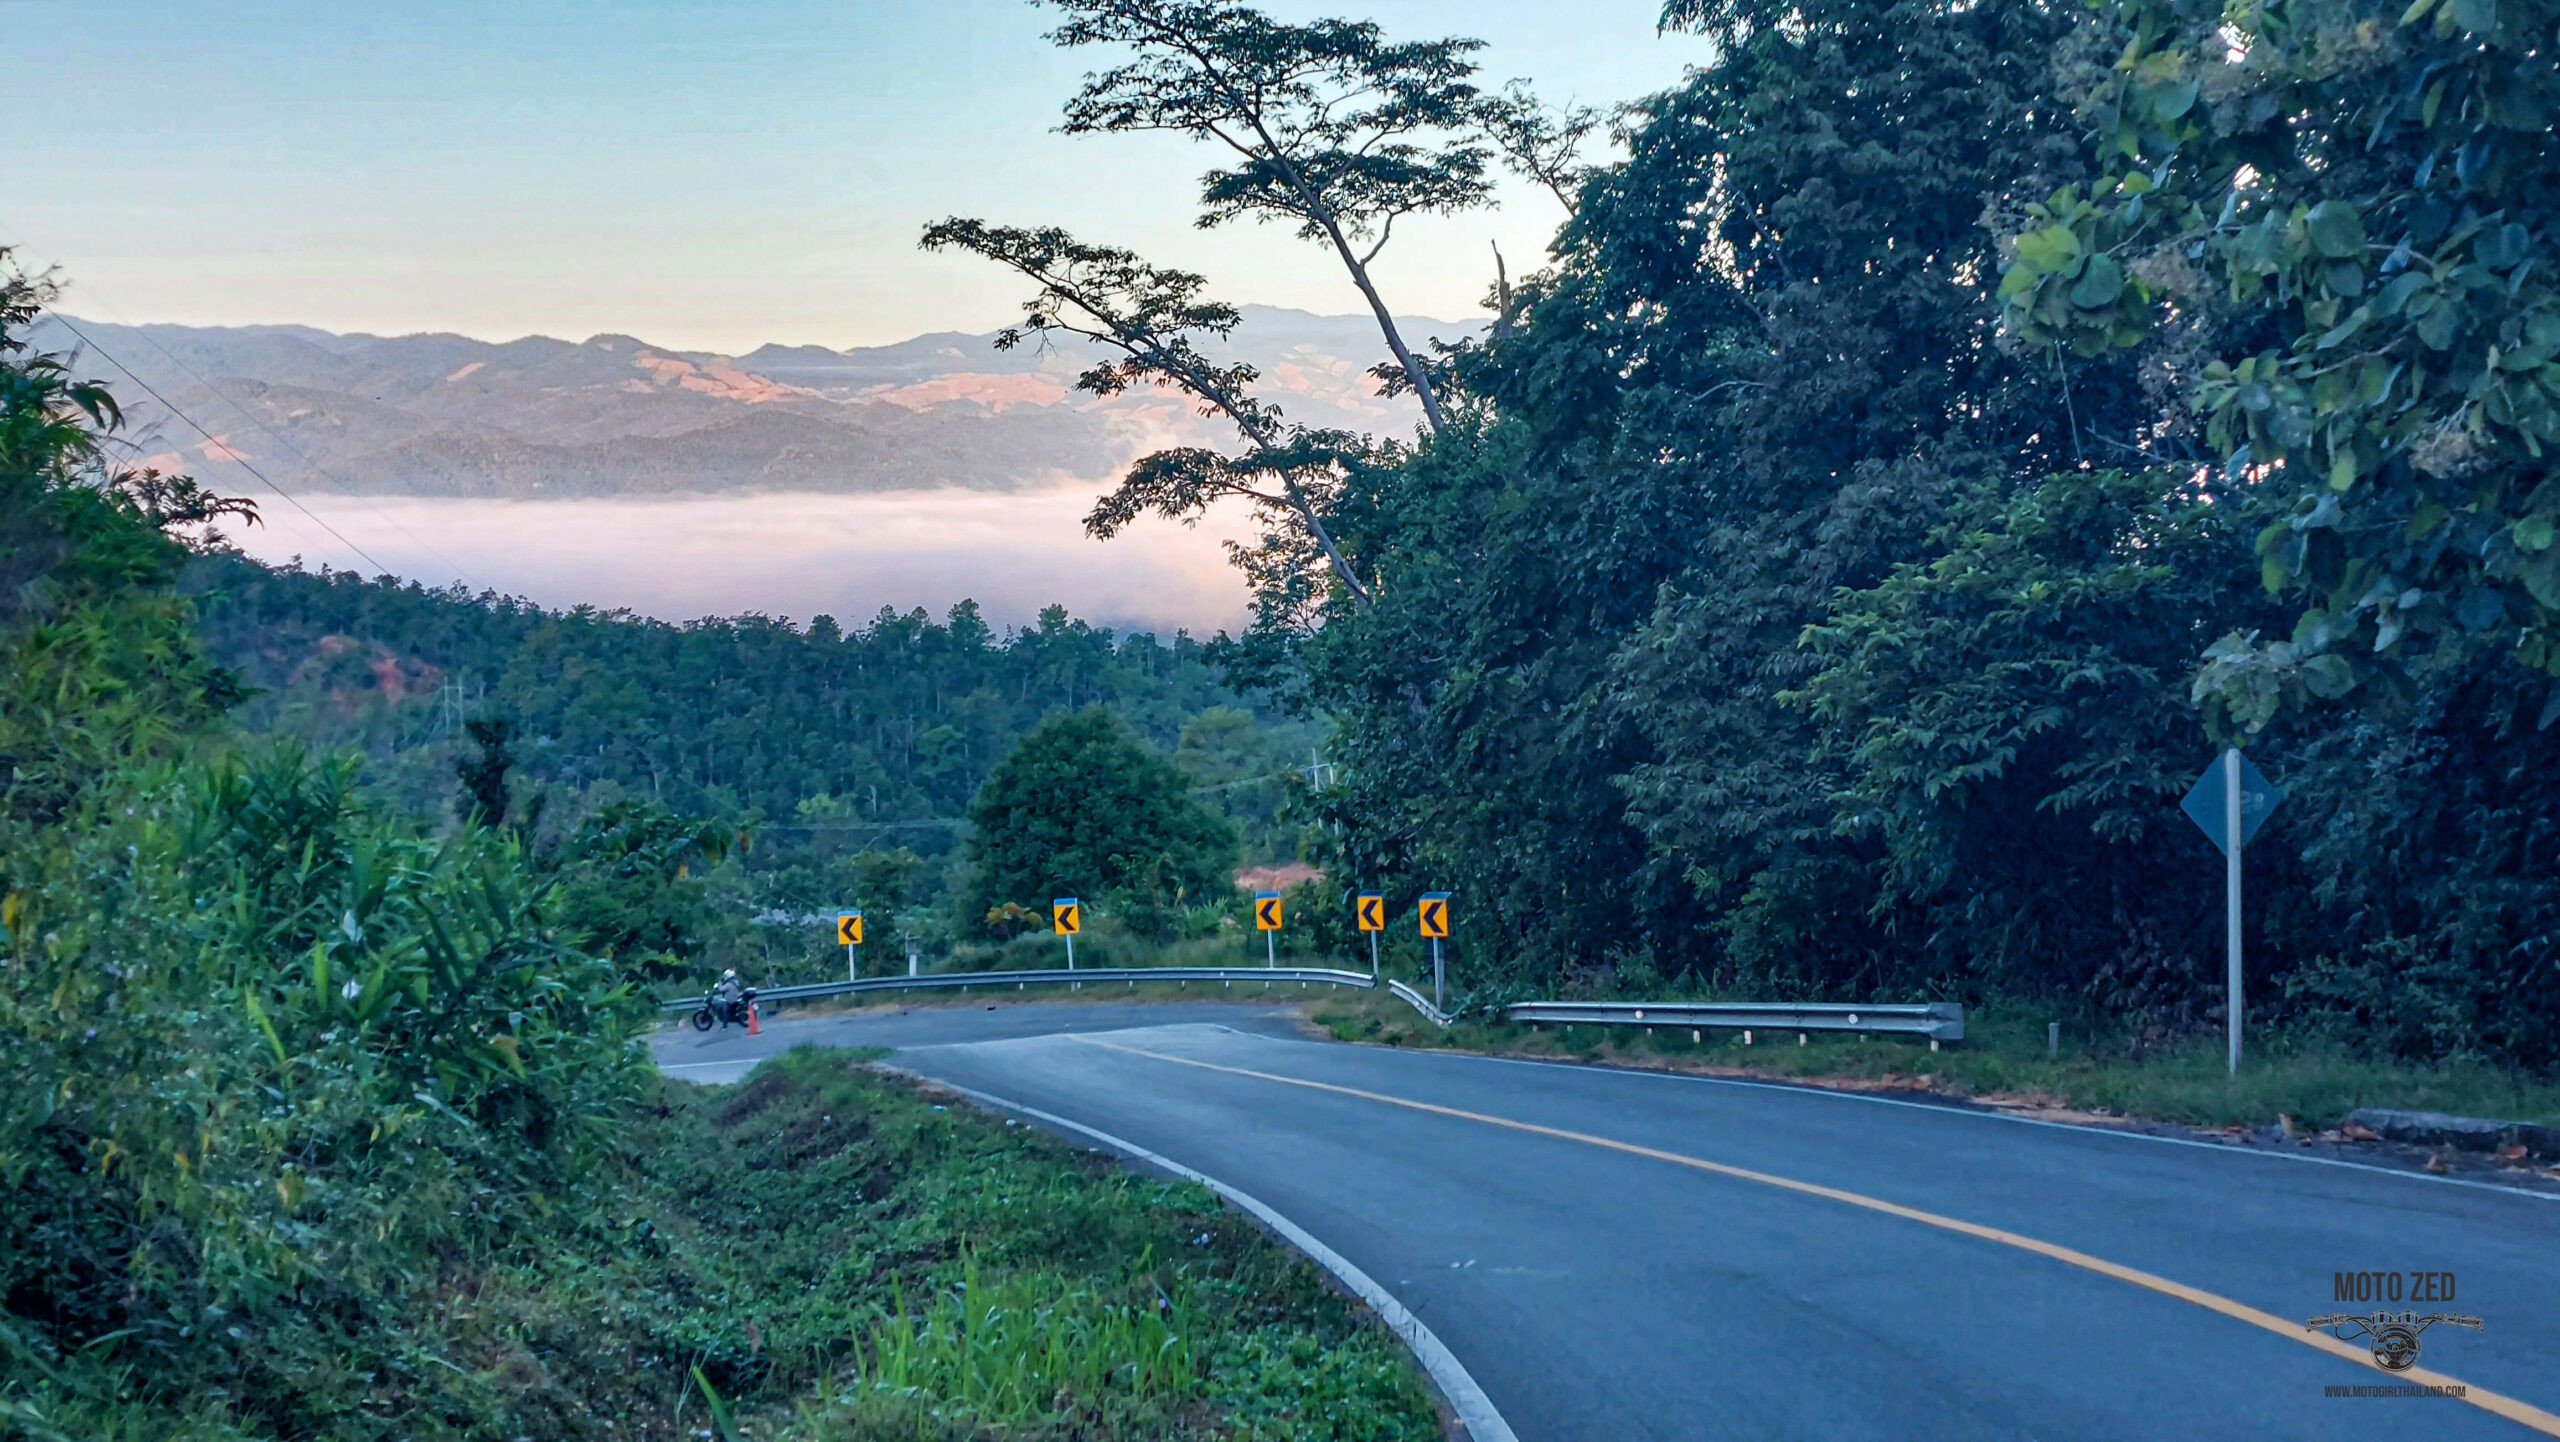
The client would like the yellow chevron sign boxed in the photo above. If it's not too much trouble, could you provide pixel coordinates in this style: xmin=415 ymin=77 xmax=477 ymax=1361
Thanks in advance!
xmin=1355 ymin=893 xmax=1385 ymax=932
xmin=1052 ymin=899 xmax=1080 ymax=935
xmin=1254 ymin=893 xmax=1284 ymax=931
xmin=837 ymin=912 xmax=863 ymax=946
xmin=1418 ymin=894 xmax=1450 ymax=939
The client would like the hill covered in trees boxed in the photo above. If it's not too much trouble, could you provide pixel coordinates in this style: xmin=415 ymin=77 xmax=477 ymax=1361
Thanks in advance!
xmin=929 ymin=0 xmax=2560 ymax=1072
xmin=0 ymin=251 xmax=1436 ymax=1439
xmin=182 ymin=552 xmax=1319 ymax=969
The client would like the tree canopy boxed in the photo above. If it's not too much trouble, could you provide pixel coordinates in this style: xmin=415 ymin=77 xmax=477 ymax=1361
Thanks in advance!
xmin=941 ymin=0 xmax=2560 ymax=1069
xmin=964 ymin=707 xmax=1240 ymax=936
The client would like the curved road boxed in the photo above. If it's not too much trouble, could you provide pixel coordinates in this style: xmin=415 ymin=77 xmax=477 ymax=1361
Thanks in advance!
xmin=652 ymin=1001 xmax=2560 ymax=1440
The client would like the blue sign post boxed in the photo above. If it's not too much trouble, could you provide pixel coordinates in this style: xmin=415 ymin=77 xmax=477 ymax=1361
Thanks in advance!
xmin=2181 ymin=750 xmax=2284 ymax=1074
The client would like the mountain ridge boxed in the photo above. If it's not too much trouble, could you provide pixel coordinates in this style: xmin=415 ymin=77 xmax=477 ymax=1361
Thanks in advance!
xmin=34 ymin=305 xmax=1466 ymax=501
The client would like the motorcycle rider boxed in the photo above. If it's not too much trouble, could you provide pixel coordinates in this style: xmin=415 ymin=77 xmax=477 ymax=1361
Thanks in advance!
xmin=711 ymin=968 xmax=746 ymax=1024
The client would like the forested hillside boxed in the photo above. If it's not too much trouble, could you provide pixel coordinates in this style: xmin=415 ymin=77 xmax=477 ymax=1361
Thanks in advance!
xmin=0 ymin=254 xmax=1435 ymax=1440
xmin=181 ymin=554 xmax=1318 ymax=969
xmin=943 ymin=0 xmax=2560 ymax=1071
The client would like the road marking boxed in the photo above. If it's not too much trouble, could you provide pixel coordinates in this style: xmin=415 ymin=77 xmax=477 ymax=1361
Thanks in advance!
xmin=1240 ymin=1025 xmax=2560 ymax=1205
xmin=884 ymin=1068 xmax=1518 ymax=1442
xmin=1073 ymin=1035 xmax=2560 ymax=1437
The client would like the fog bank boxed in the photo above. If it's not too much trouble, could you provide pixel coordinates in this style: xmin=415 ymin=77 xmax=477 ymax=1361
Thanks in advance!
xmin=219 ymin=485 xmax=1255 ymax=636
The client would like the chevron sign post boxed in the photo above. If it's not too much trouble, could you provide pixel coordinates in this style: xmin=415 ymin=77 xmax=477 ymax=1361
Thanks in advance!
xmin=1254 ymin=891 xmax=1283 ymax=967
xmin=1420 ymin=893 xmax=1451 ymax=1013
xmin=1356 ymin=891 xmax=1384 ymax=978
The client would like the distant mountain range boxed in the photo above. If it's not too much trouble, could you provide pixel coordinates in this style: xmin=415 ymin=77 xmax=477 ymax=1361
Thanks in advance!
xmin=32 ymin=306 xmax=1463 ymax=499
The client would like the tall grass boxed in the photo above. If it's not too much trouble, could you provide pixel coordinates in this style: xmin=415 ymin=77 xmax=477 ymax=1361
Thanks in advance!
xmin=852 ymin=1256 xmax=1197 ymax=1425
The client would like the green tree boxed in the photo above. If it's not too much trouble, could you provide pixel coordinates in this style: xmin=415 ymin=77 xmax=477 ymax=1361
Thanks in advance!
xmin=455 ymin=715 xmax=517 ymax=827
xmin=1282 ymin=0 xmax=2141 ymax=991
xmin=963 ymin=708 xmax=1237 ymax=936
xmin=1038 ymin=0 xmax=1499 ymax=430
xmin=925 ymin=3 xmax=1587 ymax=640
xmin=1787 ymin=469 xmax=2284 ymax=1010
xmin=0 ymin=255 xmax=252 ymax=827
xmin=1996 ymin=0 xmax=2560 ymax=730
xmin=550 ymin=798 xmax=737 ymax=979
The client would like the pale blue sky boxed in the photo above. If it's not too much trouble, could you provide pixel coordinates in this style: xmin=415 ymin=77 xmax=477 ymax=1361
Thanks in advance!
xmin=6 ymin=1 xmax=1707 ymax=351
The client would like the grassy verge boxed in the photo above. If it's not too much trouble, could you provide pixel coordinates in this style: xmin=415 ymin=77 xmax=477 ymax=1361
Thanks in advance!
xmin=1308 ymin=991 xmax=2560 ymax=1136
xmin=17 ymin=1048 xmax=1439 ymax=1442
xmin=649 ymin=1048 xmax=1439 ymax=1441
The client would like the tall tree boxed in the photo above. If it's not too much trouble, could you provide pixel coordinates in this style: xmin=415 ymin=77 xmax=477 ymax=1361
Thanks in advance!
xmin=1039 ymin=0 xmax=1495 ymax=430
xmin=928 ymin=3 xmax=1591 ymax=634
xmin=1997 ymin=0 xmax=2560 ymax=732
xmin=963 ymin=707 xmax=1238 ymax=935
xmin=918 ymin=220 xmax=1377 ymax=617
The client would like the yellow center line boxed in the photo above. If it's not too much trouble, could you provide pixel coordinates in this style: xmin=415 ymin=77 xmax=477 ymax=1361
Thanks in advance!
xmin=1070 ymin=1035 xmax=2560 ymax=1436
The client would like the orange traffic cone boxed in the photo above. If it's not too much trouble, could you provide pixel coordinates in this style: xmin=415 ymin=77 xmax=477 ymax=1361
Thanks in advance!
xmin=746 ymin=1002 xmax=761 ymax=1037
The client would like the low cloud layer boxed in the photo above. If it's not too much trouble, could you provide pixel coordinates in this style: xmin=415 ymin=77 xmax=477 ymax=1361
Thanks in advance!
xmin=223 ymin=484 xmax=1256 ymax=636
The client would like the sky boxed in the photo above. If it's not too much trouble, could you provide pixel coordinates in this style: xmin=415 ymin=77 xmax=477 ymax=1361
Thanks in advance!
xmin=6 ymin=0 xmax=1710 ymax=353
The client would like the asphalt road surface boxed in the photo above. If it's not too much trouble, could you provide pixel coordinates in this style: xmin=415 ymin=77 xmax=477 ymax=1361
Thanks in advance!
xmin=651 ymin=1000 xmax=2560 ymax=1440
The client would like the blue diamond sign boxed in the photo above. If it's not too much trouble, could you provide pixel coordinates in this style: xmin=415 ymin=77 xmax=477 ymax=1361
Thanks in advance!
xmin=2181 ymin=751 xmax=2284 ymax=857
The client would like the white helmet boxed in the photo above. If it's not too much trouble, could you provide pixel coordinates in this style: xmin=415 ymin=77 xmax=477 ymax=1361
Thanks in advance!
xmin=722 ymin=969 xmax=738 ymax=981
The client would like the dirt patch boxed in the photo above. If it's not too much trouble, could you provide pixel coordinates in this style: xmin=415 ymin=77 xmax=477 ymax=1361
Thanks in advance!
xmin=713 ymin=1068 xmax=795 ymax=1127
xmin=1235 ymin=862 xmax=1321 ymax=891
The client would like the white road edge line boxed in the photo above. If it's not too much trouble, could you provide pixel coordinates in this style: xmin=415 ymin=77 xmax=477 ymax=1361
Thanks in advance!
xmin=1205 ymin=1025 xmax=2560 ymax=1205
xmin=880 ymin=1065 xmax=1519 ymax=1442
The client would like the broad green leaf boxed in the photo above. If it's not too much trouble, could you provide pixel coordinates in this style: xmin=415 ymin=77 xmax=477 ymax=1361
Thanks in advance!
xmin=2069 ymin=254 xmax=2126 ymax=308
xmin=2300 ymin=654 xmax=2357 ymax=698
xmin=2013 ymin=225 xmax=2082 ymax=272
xmin=2305 ymin=202 xmax=2366 ymax=260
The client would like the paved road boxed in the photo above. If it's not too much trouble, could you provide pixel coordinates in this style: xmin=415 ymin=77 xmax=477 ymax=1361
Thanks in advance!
xmin=652 ymin=1002 xmax=2560 ymax=1440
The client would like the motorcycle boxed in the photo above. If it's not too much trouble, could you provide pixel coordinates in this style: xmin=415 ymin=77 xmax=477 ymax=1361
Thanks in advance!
xmin=690 ymin=986 xmax=759 ymax=1033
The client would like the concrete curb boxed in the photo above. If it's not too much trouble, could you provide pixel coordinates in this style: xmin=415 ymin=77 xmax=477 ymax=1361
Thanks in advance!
xmin=2346 ymin=1107 xmax=2560 ymax=1158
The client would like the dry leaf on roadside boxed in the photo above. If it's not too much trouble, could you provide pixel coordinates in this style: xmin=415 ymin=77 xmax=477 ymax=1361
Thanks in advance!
xmin=2341 ymin=1120 xmax=2382 ymax=1142
xmin=2423 ymin=1150 xmax=2450 ymax=1175
xmin=2495 ymin=1143 xmax=2529 ymax=1163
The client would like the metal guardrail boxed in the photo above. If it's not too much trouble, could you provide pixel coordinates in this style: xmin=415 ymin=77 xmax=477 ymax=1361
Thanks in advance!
xmin=1386 ymin=978 xmax=1454 ymax=1028
xmin=661 ymin=968 xmax=1960 ymax=1044
xmin=1505 ymin=999 xmax=1964 ymax=1043
xmin=660 ymin=965 xmax=1382 ymax=1012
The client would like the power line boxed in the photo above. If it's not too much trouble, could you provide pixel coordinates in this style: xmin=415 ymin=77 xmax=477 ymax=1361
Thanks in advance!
xmin=40 ymin=310 xmax=395 ymax=576
xmin=2 ymin=224 xmax=478 ymax=585
xmin=59 ymin=302 xmax=480 ymax=588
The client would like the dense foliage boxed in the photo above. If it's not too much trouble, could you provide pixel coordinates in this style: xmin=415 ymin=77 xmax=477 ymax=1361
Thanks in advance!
xmin=963 ymin=708 xmax=1240 ymax=937
xmin=1998 ymin=0 xmax=2560 ymax=728
xmin=192 ymin=554 xmax=1293 ymax=828
xmin=0 ymin=254 xmax=1433 ymax=1439
xmin=185 ymin=556 xmax=1320 ymax=968
xmin=956 ymin=0 xmax=2560 ymax=1069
